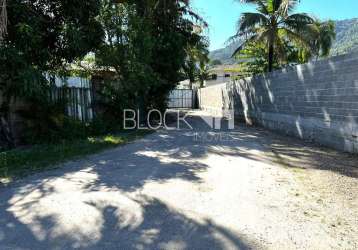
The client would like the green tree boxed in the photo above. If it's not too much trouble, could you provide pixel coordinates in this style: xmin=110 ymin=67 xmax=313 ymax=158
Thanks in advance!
xmin=198 ymin=63 xmax=210 ymax=88
xmin=95 ymin=0 xmax=159 ymax=126
xmin=286 ymin=19 xmax=336 ymax=63
xmin=235 ymin=41 xmax=272 ymax=75
xmin=0 ymin=0 xmax=103 ymax=148
xmin=234 ymin=21 xmax=336 ymax=77
xmin=144 ymin=0 xmax=208 ymax=111
xmin=183 ymin=36 xmax=210 ymax=89
xmin=94 ymin=0 xmax=207 ymax=127
xmin=231 ymin=0 xmax=313 ymax=72
xmin=309 ymin=20 xmax=336 ymax=59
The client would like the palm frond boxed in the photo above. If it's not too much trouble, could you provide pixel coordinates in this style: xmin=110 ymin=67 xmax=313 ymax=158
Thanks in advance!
xmin=279 ymin=27 xmax=311 ymax=51
xmin=232 ymin=0 xmax=319 ymax=71
xmin=236 ymin=0 xmax=269 ymax=15
xmin=277 ymin=0 xmax=300 ymax=17
xmin=272 ymin=0 xmax=282 ymax=13
xmin=231 ymin=34 xmax=259 ymax=57
xmin=266 ymin=0 xmax=273 ymax=13
xmin=238 ymin=12 xmax=269 ymax=33
xmin=283 ymin=13 xmax=314 ymax=31
xmin=226 ymin=33 xmax=241 ymax=46
xmin=231 ymin=28 xmax=270 ymax=58
xmin=180 ymin=6 xmax=208 ymax=27
xmin=321 ymin=21 xmax=336 ymax=56
xmin=274 ymin=34 xmax=287 ymax=62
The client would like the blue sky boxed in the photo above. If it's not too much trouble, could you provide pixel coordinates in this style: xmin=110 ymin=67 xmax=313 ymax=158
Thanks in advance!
xmin=192 ymin=0 xmax=358 ymax=50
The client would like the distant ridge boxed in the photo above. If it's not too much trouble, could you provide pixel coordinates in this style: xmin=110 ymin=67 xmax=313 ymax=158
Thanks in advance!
xmin=331 ymin=18 xmax=358 ymax=55
xmin=209 ymin=18 xmax=358 ymax=64
xmin=209 ymin=40 xmax=241 ymax=65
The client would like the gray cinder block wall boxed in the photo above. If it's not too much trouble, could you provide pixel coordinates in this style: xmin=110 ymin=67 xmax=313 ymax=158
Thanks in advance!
xmin=199 ymin=52 xmax=358 ymax=153
xmin=198 ymin=83 xmax=234 ymax=116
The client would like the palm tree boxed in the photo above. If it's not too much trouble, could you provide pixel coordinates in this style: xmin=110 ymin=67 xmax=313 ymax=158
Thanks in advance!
xmin=310 ymin=20 xmax=336 ymax=59
xmin=184 ymin=35 xmax=209 ymax=88
xmin=231 ymin=0 xmax=314 ymax=72
xmin=293 ymin=19 xmax=336 ymax=62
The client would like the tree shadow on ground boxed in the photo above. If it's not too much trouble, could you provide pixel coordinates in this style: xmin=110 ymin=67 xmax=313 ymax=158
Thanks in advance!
xmin=0 ymin=113 xmax=357 ymax=249
xmin=0 ymin=118 xmax=261 ymax=249
xmin=219 ymin=124 xmax=358 ymax=179
xmin=181 ymin=111 xmax=358 ymax=179
xmin=86 ymin=196 xmax=256 ymax=250
xmin=0 ymin=180 xmax=258 ymax=249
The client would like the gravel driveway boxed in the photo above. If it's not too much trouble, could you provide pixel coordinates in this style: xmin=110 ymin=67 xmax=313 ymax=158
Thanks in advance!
xmin=0 ymin=111 xmax=357 ymax=250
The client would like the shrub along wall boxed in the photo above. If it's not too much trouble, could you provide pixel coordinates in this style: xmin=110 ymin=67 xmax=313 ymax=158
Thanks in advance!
xmin=199 ymin=52 xmax=358 ymax=153
xmin=0 ymin=92 xmax=27 ymax=145
xmin=1 ymin=85 xmax=94 ymax=147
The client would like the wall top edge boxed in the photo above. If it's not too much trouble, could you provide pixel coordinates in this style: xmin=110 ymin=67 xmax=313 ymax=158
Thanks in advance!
xmin=232 ymin=51 xmax=358 ymax=86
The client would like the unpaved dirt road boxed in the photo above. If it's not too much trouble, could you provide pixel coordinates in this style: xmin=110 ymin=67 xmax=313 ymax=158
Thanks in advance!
xmin=1 ymin=111 xmax=357 ymax=249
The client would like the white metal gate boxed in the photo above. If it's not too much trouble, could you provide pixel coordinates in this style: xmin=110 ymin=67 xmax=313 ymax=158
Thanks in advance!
xmin=168 ymin=89 xmax=194 ymax=108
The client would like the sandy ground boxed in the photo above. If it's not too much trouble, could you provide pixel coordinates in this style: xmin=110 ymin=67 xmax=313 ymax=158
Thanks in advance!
xmin=0 ymin=111 xmax=357 ymax=250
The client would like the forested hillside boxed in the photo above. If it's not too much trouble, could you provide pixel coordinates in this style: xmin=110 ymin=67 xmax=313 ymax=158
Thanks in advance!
xmin=331 ymin=18 xmax=358 ymax=55
xmin=210 ymin=18 xmax=358 ymax=64
xmin=208 ymin=40 xmax=241 ymax=64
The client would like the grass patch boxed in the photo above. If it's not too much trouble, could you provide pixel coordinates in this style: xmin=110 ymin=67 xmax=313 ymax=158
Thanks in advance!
xmin=0 ymin=130 xmax=151 ymax=184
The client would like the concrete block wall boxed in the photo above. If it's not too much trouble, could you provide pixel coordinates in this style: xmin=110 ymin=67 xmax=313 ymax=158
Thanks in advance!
xmin=199 ymin=52 xmax=358 ymax=153
xmin=197 ymin=82 xmax=234 ymax=117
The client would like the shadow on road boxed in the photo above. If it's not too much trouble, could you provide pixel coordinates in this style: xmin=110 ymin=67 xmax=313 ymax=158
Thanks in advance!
xmin=0 ymin=112 xmax=357 ymax=249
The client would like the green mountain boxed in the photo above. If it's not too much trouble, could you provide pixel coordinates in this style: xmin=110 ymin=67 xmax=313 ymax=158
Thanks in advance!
xmin=210 ymin=18 xmax=358 ymax=64
xmin=331 ymin=18 xmax=358 ymax=55
xmin=209 ymin=41 xmax=241 ymax=65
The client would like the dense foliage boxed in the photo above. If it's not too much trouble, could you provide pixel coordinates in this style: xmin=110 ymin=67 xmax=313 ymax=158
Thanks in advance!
xmin=231 ymin=0 xmax=315 ymax=72
xmin=210 ymin=18 xmax=358 ymax=65
xmin=0 ymin=0 xmax=104 ymax=148
xmin=183 ymin=36 xmax=210 ymax=88
xmin=230 ymin=0 xmax=336 ymax=75
xmin=95 ymin=0 xmax=208 ymax=126
xmin=0 ymin=0 xmax=208 ymax=147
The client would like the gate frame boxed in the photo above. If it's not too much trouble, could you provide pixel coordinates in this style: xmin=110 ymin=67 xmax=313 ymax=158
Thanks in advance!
xmin=168 ymin=89 xmax=195 ymax=109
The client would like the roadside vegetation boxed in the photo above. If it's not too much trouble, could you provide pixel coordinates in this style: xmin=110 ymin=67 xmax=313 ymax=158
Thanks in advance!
xmin=230 ymin=0 xmax=336 ymax=74
xmin=0 ymin=0 xmax=339 ymax=179
xmin=0 ymin=0 xmax=209 ymax=177
xmin=0 ymin=130 xmax=150 ymax=184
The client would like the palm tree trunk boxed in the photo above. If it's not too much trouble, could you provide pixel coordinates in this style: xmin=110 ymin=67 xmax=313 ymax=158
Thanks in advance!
xmin=0 ymin=0 xmax=13 ymax=150
xmin=268 ymin=44 xmax=274 ymax=72
xmin=0 ymin=0 xmax=7 ymax=40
